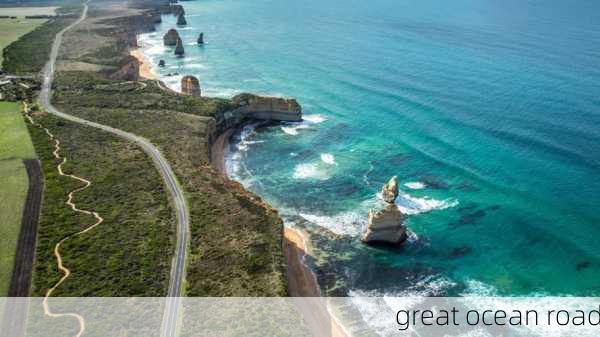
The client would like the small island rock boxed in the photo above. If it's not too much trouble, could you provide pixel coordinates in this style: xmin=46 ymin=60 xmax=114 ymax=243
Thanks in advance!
xmin=362 ymin=176 xmax=408 ymax=246
xmin=177 ymin=13 xmax=187 ymax=26
xmin=163 ymin=28 xmax=179 ymax=46
xmin=197 ymin=32 xmax=204 ymax=44
xmin=181 ymin=75 xmax=201 ymax=97
xmin=158 ymin=59 xmax=166 ymax=67
xmin=174 ymin=37 xmax=185 ymax=56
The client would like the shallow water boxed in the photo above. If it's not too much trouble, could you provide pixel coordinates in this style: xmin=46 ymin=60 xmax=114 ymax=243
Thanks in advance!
xmin=141 ymin=0 xmax=600 ymax=296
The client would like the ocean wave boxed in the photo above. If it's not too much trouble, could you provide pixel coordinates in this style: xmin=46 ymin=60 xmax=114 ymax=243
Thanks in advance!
xmin=292 ymin=163 xmax=331 ymax=180
xmin=299 ymin=211 xmax=364 ymax=236
xmin=404 ymin=181 xmax=426 ymax=190
xmin=303 ymin=114 xmax=327 ymax=123
xmin=185 ymin=63 xmax=207 ymax=69
xmin=281 ymin=123 xmax=309 ymax=135
xmin=320 ymin=153 xmax=336 ymax=165
xmin=396 ymin=193 xmax=459 ymax=215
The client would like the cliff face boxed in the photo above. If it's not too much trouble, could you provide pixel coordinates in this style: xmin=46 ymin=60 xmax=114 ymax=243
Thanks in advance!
xmin=229 ymin=93 xmax=302 ymax=123
xmin=109 ymin=55 xmax=140 ymax=81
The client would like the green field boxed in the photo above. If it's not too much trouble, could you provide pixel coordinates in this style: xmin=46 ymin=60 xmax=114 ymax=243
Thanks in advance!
xmin=0 ymin=101 xmax=36 ymax=296
xmin=0 ymin=18 xmax=47 ymax=69
xmin=0 ymin=6 xmax=58 ymax=17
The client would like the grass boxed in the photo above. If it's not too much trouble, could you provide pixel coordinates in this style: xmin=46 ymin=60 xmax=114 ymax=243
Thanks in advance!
xmin=28 ymin=110 xmax=175 ymax=296
xmin=47 ymin=2 xmax=287 ymax=296
xmin=1 ymin=10 xmax=77 ymax=74
xmin=0 ymin=18 xmax=47 ymax=69
xmin=0 ymin=101 xmax=36 ymax=296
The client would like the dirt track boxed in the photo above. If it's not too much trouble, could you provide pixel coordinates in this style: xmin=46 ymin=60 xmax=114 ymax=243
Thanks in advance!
xmin=8 ymin=159 xmax=43 ymax=297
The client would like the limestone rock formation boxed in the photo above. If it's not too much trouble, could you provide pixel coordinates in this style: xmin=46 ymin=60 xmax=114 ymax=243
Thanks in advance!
xmin=382 ymin=176 xmax=399 ymax=203
xmin=197 ymin=32 xmax=204 ymax=44
xmin=181 ymin=75 xmax=201 ymax=97
xmin=163 ymin=28 xmax=180 ymax=46
xmin=177 ymin=13 xmax=187 ymax=26
xmin=231 ymin=93 xmax=302 ymax=122
xmin=109 ymin=55 xmax=140 ymax=81
xmin=362 ymin=176 xmax=407 ymax=246
xmin=174 ymin=37 xmax=185 ymax=56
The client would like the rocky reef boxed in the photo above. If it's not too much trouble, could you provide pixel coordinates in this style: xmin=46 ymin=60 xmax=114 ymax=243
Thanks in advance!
xmin=181 ymin=75 xmax=201 ymax=96
xmin=174 ymin=37 xmax=185 ymax=56
xmin=362 ymin=176 xmax=408 ymax=246
xmin=163 ymin=28 xmax=180 ymax=46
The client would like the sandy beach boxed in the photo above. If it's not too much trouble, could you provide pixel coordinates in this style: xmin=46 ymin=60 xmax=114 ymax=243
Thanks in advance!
xmin=130 ymin=48 xmax=157 ymax=80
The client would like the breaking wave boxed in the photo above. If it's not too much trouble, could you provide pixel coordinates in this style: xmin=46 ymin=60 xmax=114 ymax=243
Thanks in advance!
xmin=404 ymin=181 xmax=426 ymax=190
xmin=292 ymin=163 xmax=331 ymax=180
xmin=320 ymin=153 xmax=336 ymax=165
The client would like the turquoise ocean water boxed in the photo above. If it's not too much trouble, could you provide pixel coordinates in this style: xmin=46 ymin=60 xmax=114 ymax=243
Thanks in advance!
xmin=140 ymin=0 xmax=600 ymax=297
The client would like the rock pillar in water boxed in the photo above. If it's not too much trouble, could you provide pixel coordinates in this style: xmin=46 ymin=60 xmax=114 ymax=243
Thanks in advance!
xmin=181 ymin=75 xmax=201 ymax=97
xmin=362 ymin=176 xmax=407 ymax=246
xmin=197 ymin=32 xmax=204 ymax=44
xmin=158 ymin=59 xmax=166 ymax=67
xmin=163 ymin=28 xmax=179 ymax=46
xmin=177 ymin=13 xmax=187 ymax=26
xmin=174 ymin=37 xmax=185 ymax=56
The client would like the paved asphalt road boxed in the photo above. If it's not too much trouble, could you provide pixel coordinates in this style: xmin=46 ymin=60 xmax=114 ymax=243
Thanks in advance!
xmin=38 ymin=3 xmax=189 ymax=336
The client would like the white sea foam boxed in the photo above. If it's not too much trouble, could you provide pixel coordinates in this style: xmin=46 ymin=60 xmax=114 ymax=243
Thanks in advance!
xmin=185 ymin=63 xmax=207 ymax=69
xmin=299 ymin=211 xmax=364 ymax=236
xmin=395 ymin=193 xmax=458 ymax=215
xmin=303 ymin=114 xmax=327 ymax=123
xmin=320 ymin=153 xmax=336 ymax=165
xmin=404 ymin=181 xmax=426 ymax=190
xmin=292 ymin=163 xmax=330 ymax=180
xmin=281 ymin=124 xmax=309 ymax=135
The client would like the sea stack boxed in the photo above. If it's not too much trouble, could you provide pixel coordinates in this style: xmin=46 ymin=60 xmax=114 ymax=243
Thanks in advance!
xmin=362 ymin=176 xmax=408 ymax=246
xmin=163 ymin=28 xmax=179 ymax=46
xmin=158 ymin=59 xmax=166 ymax=67
xmin=197 ymin=32 xmax=204 ymax=44
xmin=177 ymin=13 xmax=187 ymax=26
xmin=174 ymin=37 xmax=185 ymax=56
xmin=181 ymin=75 xmax=201 ymax=97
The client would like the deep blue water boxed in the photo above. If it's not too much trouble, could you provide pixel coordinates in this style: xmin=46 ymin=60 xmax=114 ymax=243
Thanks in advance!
xmin=141 ymin=0 xmax=600 ymax=296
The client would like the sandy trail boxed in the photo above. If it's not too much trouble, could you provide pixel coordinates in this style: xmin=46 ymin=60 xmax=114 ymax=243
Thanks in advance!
xmin=24 ymin=104 xmax=101 ymax=337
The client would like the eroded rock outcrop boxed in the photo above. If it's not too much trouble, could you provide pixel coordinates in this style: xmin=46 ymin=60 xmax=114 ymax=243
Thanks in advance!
xmin=197 ymin=32 xmax=204 ymax=44
xmin=230 ymin=93 xmax=302 ymax=122
xmin=109 ymin=55 xmax=140 ymax=81
xmin=177 ymin=13 xmax=187 ymax=25
xmin=174 ymin=37 xmax=185 ymax=56
xmin=181 ymin=75 xmax=201 ymax=96
xmin=158 ymin=59 xmax=166 ymax=67
xmin=362 ymin=176 xmax=407 ymax=246
xmin=163 ymin=28 xmax=179 ymax=46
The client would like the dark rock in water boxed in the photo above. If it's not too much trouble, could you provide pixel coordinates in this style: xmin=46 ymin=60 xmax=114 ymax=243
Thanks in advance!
xmin=197 ymin=32 xmax=204 ymax=44
xmin=459 ymin=210 xmax=486 ymax=225
xmin=181 ymin=75 xmax=201 ymax=97
xmin=158 ymin=59 xmax=166 ymax=67
xmin=163 ymin=28 xmax=179 ymax=46
xmin=576 ymin=260 xmax=591 ymax=271
xmin=174 ymin=37 xmax=185 ymax=56
xmin=449 ymin=246 xmax=473 ymax=258
xmin=177 ymin=13 xmax=187 ymax=26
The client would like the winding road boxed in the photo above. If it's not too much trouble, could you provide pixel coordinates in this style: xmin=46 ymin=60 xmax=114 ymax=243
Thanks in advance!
xmin=38 ymin=2 xmax=188 ymax=337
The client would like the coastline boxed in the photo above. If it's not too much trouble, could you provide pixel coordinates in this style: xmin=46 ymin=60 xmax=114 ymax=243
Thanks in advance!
xmin=210 ymin=125 xmax=349 ymax=337
xmin=133 ymin=5 xmax=349 ymax=335
xmin=130 ymin=48 xmax=157 ymax=80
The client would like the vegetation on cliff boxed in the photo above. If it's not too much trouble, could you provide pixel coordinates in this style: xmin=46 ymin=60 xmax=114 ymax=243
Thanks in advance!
xmin=16 ymin=0 xmax=287 ymax=296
